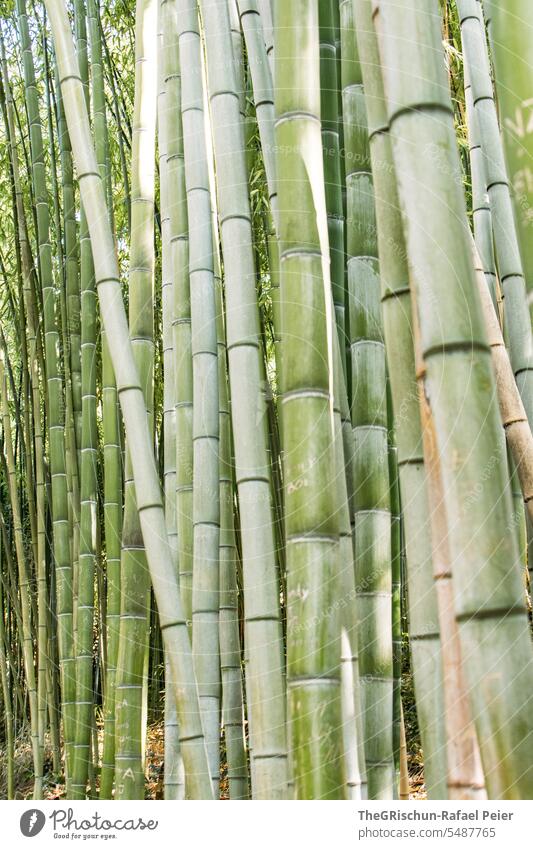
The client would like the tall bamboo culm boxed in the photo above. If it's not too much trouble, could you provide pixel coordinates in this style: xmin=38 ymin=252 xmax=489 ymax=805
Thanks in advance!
xmin=374 ymin=0 xmax=533 ymax=799
xmin=200 ymin=0 xmax=287 ymax=800
xmin=275 ymin=0 xmax=344 ymax=800
xmin=344 ymin=0 xmax=394 ymax=800
xmin=349 ymin=0 xmax=449 ymax=800
xmin=114 ymin=0 xmax=158 ymax=800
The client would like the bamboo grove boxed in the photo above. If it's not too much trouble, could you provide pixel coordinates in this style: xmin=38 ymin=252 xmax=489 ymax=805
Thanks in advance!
xmin=0 ymin=0 xmax=532 ymax=802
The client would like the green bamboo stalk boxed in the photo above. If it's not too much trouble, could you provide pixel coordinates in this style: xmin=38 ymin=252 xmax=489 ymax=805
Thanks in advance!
xmin=375 ymin=0 xmax=533 ymax=799
xmin=275 ymin=0 xmax=344 ymax=799
xmin=54 ymin=57 xmax=81 ymax=619
xmin=456 ymin=0 xmax=533 ymax=426
xmin=200 ymin=0 xmax=287 ymax=799
xmin=236 ymin=0 xmax=282 ymax=391
xmin=158 ymin=0 xmax=183 ymax=802
xmin=165 ymin=4 xmax=194 ymax=633
xmin=319 ymin=0 xmax=346 ymax=374
xmin=0 ymin=539 xmax=14 ymax=799
xmin=351 ymin=0 xmax=449 ymax=799
xmin=45 ymin=0 xmax=213 ymax=800
xmin=388 ymin=426 xmax=401 ymax=792
xmin=69 ymin=0 xmax=99 ymax=799
xmin=87 ymin=0 xmax=124 ymax=801
xmin=214 ymin=257 xmax=249 ymax=800
xmin=114 ymin=0 xmax=158 ymax=800
xmin=484 ymin=0 xmax=533 ymax=306
xmin=176 ymin=0 xmax=221 ymax=791
xmin=343 ymin=1 xmax=394 ymax=800
xmin=333 ymin=335 xmax=366 ymax=800
xmin=257 ymin=0 xmax=274 ymax=75
xmin=463 ymin=57 xmax=498 ymax=308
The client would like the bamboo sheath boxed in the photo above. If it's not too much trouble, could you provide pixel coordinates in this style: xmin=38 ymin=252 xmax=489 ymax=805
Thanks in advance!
xmin=375 ymin=0 xmax=533 ymax=799
xmin=44 ymin=0 xmax=213 ymax=800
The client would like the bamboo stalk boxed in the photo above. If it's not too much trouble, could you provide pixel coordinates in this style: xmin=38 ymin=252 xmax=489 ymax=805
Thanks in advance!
xmin=114 ymin=0 xmax=158 ymax=800
xmin=176 ymin=0 xmax=221 ymax=791
xmin=200 ymin=0 xmax=287 ymax=799
xmin=275 ymin=0 xmax=344 ymax=799
xmin=375 ymin=0 xmax=533 ymax=799
xmin=349 ymin=0 xmax=449 ymax=800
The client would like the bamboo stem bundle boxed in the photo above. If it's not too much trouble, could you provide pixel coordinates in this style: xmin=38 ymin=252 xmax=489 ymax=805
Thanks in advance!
xmin=45 ymin=0 xmax=213 ymax=800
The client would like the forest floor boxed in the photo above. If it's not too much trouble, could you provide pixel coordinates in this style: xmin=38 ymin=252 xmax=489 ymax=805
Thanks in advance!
xmin=0 ymin=721 xmax=426 ymax=800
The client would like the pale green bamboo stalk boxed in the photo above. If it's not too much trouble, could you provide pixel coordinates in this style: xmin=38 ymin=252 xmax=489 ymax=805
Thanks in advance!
xmin=54 ymin=58 xmax=81 ymax=624
xmin=463 ymin=57 xmax=498 ymax=308
xmin=257 ymin=0 xmax=274 ymax=75
xmin=69 ymin=0 xmax=99 ymax=799
xmin=350 ymin=0 xmax=448 ymax=799
xmin=456 ymin=0 xmax=533 ymax=426
xmin=320 ymin=0 xmax=346 ymax=373
xmin=275 ymin=0 xmax=344 ymax=799
xmin=165 ymin=7 xmax=194 ymax=632
xmin=332 ymin=335 xmax=366 ymax=800
xmin=45 ymin=0 xmax=213 ymax=800
xmin=114 ymin=0 xmax=158 ymax=800
xmin=158 ymin=0 xmax=184 ymax=802
xmin=375 ymin=0 xmax=533 ymax=799
xmin=200 ymin=0 xmax=287 ymax=799
xmin=484 ymin=0 xmax=533 ymax=307
xmin=388 ymin=428 xmax=401 ymax=792
xmin=175 ymin=0 xmax=221 ymax=791
xmin=87 ymin=0 xmax=124 ymax=800
xmin=214 ymin=260 xmax=249 ymax=800
xmin=236 ymin=0 xmax=282 ymax=388
xmin=237 ymin=1 xmax=277 ymax=221
xmin=343 ymin=1 xmax=394 ymax=800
